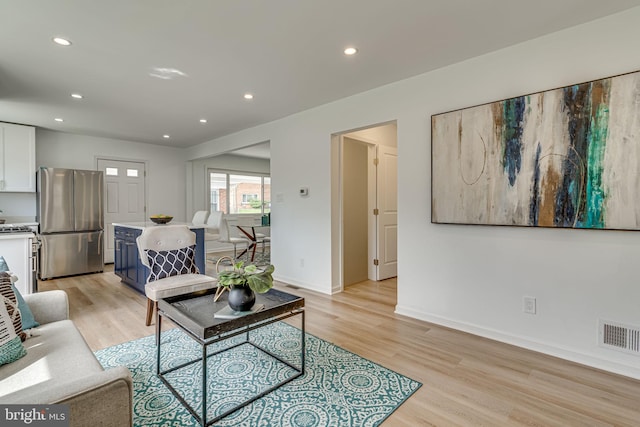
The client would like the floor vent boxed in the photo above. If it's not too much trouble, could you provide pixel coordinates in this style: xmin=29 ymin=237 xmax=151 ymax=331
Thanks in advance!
xmin=599 ymin=320 xmax=640 ymax=355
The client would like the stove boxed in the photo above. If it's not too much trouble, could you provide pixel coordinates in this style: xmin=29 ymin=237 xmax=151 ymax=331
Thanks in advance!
xmin=0 ymin=225 xmax=36 ymax=234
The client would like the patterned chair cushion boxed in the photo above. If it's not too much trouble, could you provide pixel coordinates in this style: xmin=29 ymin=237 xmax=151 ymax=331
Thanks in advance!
xmin=0 ymin=272 xmax=25 ymax=341
xmin=145 ymin=245 xmax=200 ymax=282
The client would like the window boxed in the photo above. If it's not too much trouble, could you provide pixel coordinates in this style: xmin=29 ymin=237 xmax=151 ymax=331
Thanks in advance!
xmin=242 ymin=194 xmax=259 ymax=203
xmin=210 ymin=190 xmax=220 ymax=212
xmin=126 ymin=169 xmax=139 ymax=177
xmin=209 ymin=171 xmax=270 ymax=215
xmin=105 ymin=167 xmax=118 ymax=176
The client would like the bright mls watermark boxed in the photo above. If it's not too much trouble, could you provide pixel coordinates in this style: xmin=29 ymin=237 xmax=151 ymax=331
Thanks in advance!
xmin=1 ymin=405 xmax=69 ymax=426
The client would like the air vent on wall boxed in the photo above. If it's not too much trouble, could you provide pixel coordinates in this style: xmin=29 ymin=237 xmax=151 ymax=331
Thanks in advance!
xmin=599 ymin=320 xmax=640 ymax=355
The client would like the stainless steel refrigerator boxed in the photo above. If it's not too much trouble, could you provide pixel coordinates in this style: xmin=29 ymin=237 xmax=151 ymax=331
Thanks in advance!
xmin=37 ymin=167 xmax=104 ymax=279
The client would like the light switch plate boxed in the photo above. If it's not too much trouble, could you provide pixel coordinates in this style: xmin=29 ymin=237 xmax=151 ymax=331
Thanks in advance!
xmin=523 ymin=296 xmax=537 ymax=314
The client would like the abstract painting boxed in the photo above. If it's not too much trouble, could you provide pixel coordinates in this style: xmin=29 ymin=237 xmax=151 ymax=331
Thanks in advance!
xmin=431 ymin=70 xmax=640 ymax=230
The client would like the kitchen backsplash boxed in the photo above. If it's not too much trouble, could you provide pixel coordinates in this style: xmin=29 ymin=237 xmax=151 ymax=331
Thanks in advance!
xmin=0 ymin=193 xmax=37 ymax=219
xmin=0 ymin=216 xmax=38 ymax=224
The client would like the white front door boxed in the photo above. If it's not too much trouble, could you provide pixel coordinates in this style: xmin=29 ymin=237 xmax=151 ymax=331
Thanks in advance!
xmin=375 ymin=145 xmax=398 ymax=280
xmin=97 ymin=159 xmax=146 ymax=263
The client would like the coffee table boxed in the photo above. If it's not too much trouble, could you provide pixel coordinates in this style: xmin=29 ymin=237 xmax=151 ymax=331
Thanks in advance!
xmin=156 ymin=287 xmax=305 ymax=426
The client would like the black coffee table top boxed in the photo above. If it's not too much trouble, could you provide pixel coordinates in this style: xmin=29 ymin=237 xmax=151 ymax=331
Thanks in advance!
xmin=158 ymin=287 xmax=304 ymax=340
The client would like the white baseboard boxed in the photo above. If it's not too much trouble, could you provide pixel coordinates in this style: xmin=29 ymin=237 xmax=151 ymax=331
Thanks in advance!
xmin=273 ymin=274 xmax=330 ymax=295
xmin=395 ymin=305 xmax=640 ymax=380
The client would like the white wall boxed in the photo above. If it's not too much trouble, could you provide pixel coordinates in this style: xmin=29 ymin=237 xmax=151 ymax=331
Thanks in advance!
xmin=185 ymin=8 xmax=640 ymax=378
xmin=36 ymin=129 xmax=188 ymax=221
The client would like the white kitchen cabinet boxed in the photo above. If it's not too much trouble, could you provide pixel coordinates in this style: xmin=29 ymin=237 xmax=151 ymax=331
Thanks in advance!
xmin=0 ymin=122 xmax=36 ymax=192
xmin=0 ymin=233 xmax=36 ymax=295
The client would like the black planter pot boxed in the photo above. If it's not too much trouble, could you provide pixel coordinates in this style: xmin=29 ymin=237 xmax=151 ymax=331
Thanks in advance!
xmin=227 ymin=285 xmax=256 ymax=311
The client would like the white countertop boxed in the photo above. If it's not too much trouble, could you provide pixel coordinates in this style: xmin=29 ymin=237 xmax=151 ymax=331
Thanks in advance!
xmin=113 ymin=221 xmax=204 ymax=230
xmin=0 ymin=232 xmax=35 ymax=240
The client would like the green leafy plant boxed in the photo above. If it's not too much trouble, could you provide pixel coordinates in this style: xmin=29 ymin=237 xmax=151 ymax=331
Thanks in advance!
xmin=249 ymin=199 xmax=263 ymax=209
xmin=217 ymin=261 xmax=274 ymax=293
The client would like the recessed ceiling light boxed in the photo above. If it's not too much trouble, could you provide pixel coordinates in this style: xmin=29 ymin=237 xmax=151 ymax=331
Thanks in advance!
xmin=344 ymin=47 xmax=358 ymax=55
xmin=54 ymin=118 xmax=64 ymax=122
xmin=53 ymin=37 xmax=72 ymax=46
xmin=163 ymin=134 xmax=170 ymax=139
xmin=199 ymin=119 xmax=207 ymax=123
xmin=244 ymin=93 xmax=254 ymax=100
xmin=71 ymin=93 xmax=83 ymax=99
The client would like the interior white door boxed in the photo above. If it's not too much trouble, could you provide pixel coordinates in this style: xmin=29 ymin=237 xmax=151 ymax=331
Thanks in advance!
xmin=376 ymin=145 xmax=398 ymax=280
xmin=97 ymin=159 xmax=146 ymax=263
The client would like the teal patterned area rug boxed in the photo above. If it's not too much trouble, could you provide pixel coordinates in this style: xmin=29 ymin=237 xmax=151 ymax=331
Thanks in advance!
xmin=96 ymin=322 xmax=421 ymax=426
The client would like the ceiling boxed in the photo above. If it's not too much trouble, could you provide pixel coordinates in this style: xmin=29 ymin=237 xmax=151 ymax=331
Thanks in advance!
xmin=2 ymin=1 xmax=640 ymax=149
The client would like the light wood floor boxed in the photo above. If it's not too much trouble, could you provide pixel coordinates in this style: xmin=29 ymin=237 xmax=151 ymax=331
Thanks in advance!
xmin=38 ymin=266 xmax=640 ymax=426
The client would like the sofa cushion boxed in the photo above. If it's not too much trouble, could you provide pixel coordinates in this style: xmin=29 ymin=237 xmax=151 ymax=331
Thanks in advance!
xmin=0 ymin=255 xmax=34 ymax=328
xmin=145 ymin=244 xmax=199 ymax=281
xmin=0 ymin=258 xmax=18 ymax=283
xmin=0 ymin=256 xmax=9 ymax=272
xmin=0 ymin=301 xmax=26 ymax=366
xmin=0 ymin=319 xmax=103 ymax=402
xmin=11 ymin=284 xmax=39 ymax=330
xmin=0 ymin=336 xmax=26 ymax=367
xmin=0 ymin=272 xmax=25 ymax=341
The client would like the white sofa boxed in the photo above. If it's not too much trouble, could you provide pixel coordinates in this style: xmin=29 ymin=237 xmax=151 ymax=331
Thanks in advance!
xmin=0 ymin=290 xmax=133 ymax=427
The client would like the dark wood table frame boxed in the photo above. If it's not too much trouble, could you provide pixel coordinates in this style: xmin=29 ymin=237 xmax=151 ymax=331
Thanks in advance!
xmin=236 ymin=224 xmax=269 ymax=262
xmin=156 ymin=288 xmax=305 ymax=427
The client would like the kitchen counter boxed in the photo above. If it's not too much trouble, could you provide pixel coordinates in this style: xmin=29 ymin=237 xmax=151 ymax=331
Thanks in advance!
xmin=112 ymin=223 xmax=206 ymax=294
xmin=112 ymin=221 xmax=203 ymax=230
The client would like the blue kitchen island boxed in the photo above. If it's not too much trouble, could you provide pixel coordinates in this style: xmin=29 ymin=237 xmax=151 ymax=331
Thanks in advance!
xmin=112 ymin=222 xmax=207 ymax=295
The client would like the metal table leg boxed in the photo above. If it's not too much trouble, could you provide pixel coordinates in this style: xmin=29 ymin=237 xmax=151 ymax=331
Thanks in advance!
xmin=202 ymin=344 xmax=207 ymax=426
xmin=157 ymin=309 xmax=305 ymax=426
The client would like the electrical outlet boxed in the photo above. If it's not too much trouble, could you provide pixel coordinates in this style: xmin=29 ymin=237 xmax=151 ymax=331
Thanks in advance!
xmin=523 ymin=296 xmax=537 ymax=315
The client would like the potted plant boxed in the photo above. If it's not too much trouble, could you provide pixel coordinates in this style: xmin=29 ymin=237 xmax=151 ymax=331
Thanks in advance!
xmin=215 ymin=259 xmax=274 ymax=311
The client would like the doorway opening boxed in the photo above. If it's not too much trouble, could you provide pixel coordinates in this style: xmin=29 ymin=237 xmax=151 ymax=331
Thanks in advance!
xmin=331 ymin=121 xmax=398 ymax=293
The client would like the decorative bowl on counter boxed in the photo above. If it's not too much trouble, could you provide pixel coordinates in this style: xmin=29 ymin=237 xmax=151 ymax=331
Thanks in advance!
xmin=149 ymin=215 xmax=173 ymax=224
